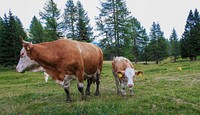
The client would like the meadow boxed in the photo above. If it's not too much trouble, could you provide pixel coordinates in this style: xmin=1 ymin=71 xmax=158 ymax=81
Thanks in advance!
xmin=0 ymin=59 xmax=200 ymax=114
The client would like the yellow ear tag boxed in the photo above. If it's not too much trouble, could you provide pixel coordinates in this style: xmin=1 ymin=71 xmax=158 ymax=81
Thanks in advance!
xmin=118 ymin=73 xmax=123 ymax=78
xmin=138 ymin=73 xmax=142 ymax=76
xmin=26 ymin=47 xmax=30 ymax=51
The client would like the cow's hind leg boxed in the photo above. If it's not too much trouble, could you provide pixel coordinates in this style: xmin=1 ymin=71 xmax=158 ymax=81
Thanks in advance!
xmin=115 ymin=78 xmax=121 ymax=95
xmin=86 ymin=77 xmax=92 ymax=96
xmin=129 ymin=84 xmax=134 ymax=97
xmin=94 ymin=70 xmax=101 ymax=96
xmin=114 ymin=75 xmax=121 ymax=95
xmin=77 ymin=82 xmax=87 ymax=100
xmin=76 ymin=69 xmax=87 ymax=100
xmin=64 ymin=87 xmax=72 ymax=102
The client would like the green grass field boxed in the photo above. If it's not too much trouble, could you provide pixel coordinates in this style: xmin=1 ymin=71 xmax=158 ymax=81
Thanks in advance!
xmin=0 ymin=60 xmax=200 ymax=114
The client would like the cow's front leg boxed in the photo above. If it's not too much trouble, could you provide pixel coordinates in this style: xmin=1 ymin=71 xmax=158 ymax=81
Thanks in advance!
xmin=121 ymin=83 xmax=126 ymax=96
xmin=129 ymin=88 xmax=134 ymax=97
xmin=64 ymin=87 xmax=72 ymax=102
xmin=114 ymin=76 xmax=121 ymax=95
xmin=62 ymin=75 xmax=73 ymax=102
xmin=44 ymin=72 xmax=49 ymax=82
xmin=129 ymin=83 xmax=134 ymax=97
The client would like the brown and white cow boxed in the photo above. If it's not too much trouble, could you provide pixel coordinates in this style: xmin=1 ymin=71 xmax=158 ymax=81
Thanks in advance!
xmin=16 ymin=47 xmax=49 ymax=82
xmin=112 ymin=57 xmax=142 ymax=96
xmin=21 ymin=38 xmax=103 ymax=101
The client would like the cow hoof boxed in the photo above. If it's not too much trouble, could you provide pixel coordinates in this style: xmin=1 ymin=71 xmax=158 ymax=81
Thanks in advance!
xmin=95 ymin=92 xmax=100 ymax=96
xmin=117 ymin=91 xmax=121 ymax=95
xmin=122 ymin=96 xmax=127 ymax=99
xmin=66 ymin=98 xmax=72 ymax=102
xmin=66 ymin=99 xmax=72 ymax=103
xmin=85 ymin=91 xmax=90 ymax=96
xmin=122 ymin=94 xmax=127 ymax=97
xmin=82 ymin=96 xmax=87 ymax=100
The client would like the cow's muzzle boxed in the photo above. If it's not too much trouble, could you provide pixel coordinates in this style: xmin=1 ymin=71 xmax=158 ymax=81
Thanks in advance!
xmin=128 ymin=84 xmax=133 ymax=88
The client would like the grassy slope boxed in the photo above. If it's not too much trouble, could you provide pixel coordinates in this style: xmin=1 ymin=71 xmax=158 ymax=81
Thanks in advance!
xmin=0 ymin=60 xmax=200 ymax=114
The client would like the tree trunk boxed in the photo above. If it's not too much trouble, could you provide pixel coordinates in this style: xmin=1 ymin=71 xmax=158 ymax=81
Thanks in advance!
xmin=145 ymin=60 xmax=148 ymax=65
xmin=155 ymin=60 xmax=159 ymax=64
xmin=194 ymin=56 xmax=197 ymax=61
xmin=134 ymin=57 xmax=137 ymax=64
xmin=174 ymin=56 xmax=177 ymax=62
xmin=189 ymin=57 xmax=194 ymax=61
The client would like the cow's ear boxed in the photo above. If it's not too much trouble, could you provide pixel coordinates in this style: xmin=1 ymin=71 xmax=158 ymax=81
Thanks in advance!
xmin=21 ymin=37 xmax=33 ymax=51
xmin=135 ymin=70 xmax=143 ymax=76
xmin=26 ymin=43 xmax=33 ymax=51
xmin=117 ymin=71 xmax=125 ymax=78
xmin=26 ymin=46 xmax=30 ymax=51
xmin=23 ymin=42 xmax=33 ymax=51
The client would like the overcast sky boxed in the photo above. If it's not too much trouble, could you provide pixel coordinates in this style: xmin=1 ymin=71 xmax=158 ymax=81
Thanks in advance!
xmin=0 ymin=0 xmax=200 ymax=39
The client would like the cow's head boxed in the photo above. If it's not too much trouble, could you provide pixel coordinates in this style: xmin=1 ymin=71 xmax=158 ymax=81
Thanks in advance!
xmin=125 ymin=68 xmax=135 ymax=88
xmin=117 ymin=68 xmax=135 ymax=88
xmin=16 ymin=47 xmax=39 ymax=73
xmin=20 ymin=37 xmax=35 ymax=58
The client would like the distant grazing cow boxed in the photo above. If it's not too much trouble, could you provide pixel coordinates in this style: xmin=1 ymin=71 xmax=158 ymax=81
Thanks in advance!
xmin=112 ymin=57 xmax=142 ymax=96
xmin=16 ymin=47 xmax=49 ymax=82
xmin=21 ymin=38 xmax=103 ymax=101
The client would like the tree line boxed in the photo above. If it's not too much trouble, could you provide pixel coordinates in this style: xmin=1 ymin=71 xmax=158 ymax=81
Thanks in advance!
xmin=0 ymin=0 xmax=200 ymax=67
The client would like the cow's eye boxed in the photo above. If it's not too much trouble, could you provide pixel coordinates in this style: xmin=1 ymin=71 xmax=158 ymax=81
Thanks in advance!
xmin=20 ymin=52 xmax=24 ymax=58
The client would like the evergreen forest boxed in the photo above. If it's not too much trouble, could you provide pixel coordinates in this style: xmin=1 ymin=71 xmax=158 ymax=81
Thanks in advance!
xmin=0 ymin=0 xmax=200 ymax=66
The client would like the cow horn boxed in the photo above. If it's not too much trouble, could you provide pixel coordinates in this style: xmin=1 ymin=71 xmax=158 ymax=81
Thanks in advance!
xmin=20 ymin=36 xmax=23 ymax=43
xmin=20 ymin=36 xmax=30 ymax=44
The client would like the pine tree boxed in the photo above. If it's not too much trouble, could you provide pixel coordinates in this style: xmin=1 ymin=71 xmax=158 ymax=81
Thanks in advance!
xmin=0 ymin=11 xmax=26 ymax=66
xmin=0 ymin=17 xmax=5 ymax=65
xmin=0 ymin=14 xmax=9 ymax=66
xmin=96 ymin=0 xmax=131 ymax=59
xmin=180 ymin=11 xmax=192 ymax=59
xmin=76 ymin=1 xmax=93 ymax=42
xmin=138 ymin=28 xmax=149 ymax=64
xmin=127 ymin=17 xmax=149 ymax=63
xmin=39 ymin=0 xmax=61 ymax=41
xmin=0 ymin=17 xmax=4 ymax=42
xmin=149 ymin=22 xmax=168 ymax=64
xmin=169 ymin=28 xmax=180 ymax=62
xmin=62 ymin=0 xmax=77 ymax=39
xmin=29 ymin=16 xmax=44 ymax=43
xmin=190 ymin=9 xmax=200 ymax=58
xmin=181 ymin=9 xmax=200 ymax=61
xmin=181 ymin=10 xmax=195 ymax=60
